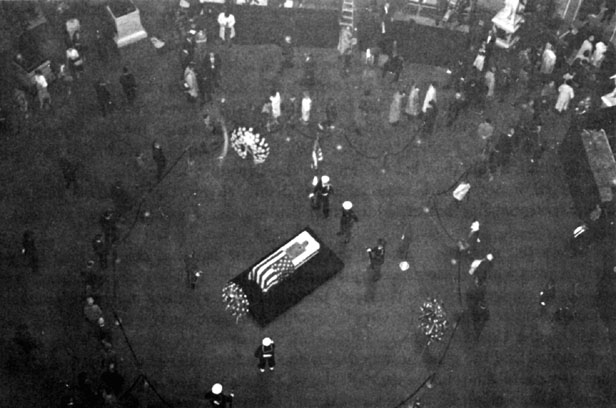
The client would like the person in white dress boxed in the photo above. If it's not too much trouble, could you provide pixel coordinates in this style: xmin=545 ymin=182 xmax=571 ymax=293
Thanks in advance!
xmin=555 ymin=80 xmax=574 ymax=113
xmin=574 ymin=35 xmax=594 ymax=61
xmin=591 ymin=41 xmax=607 ymax=68
xmin=270 ymin=90 xmax=281 ymax=123
xmin=301 ymin=91 xmax=312 ymax=124
xmin=540 ymin=43 xmax=556 ymax=74
xmin=422 ymin=82 xmax=437 ymax=114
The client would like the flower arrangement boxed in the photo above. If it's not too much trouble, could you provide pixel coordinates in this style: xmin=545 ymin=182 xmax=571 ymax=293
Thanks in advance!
xmin=222 ymin=282 xmax=250 ymax=323
xmin=418 ymin=298 xmax=448 ymax=345
xmin=230 ymin=127 xmax=270 ymax=164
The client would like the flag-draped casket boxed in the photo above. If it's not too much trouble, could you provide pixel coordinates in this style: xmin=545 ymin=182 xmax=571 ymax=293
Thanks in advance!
xmin=229 ymin=228 xmax=344 ymax=327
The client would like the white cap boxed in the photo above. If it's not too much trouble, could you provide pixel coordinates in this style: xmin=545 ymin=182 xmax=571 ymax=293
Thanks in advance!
xmin=321 ymin=175 xmax=330 ymax=184
xmin=98 ymin=317 xmax=105 ymax=326
xmin=262 ymin=337 xmax=273 ymax=346
xmin=342 ymin=201 xmax=353 ymax=210
xmin=470 ymin=221 xmax=480 ymax=232
xmin=179 ymin=0 xmax=190 ymax=8
xmin=211 ymin=383 xmax=222 ymax=395
xmin=486 ymin=253 xmax=494 ymax=261
xmin=399 ymin=261 xmax=410 ymax=271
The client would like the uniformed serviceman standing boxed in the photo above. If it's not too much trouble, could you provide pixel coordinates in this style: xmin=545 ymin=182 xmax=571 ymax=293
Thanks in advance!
xmin=337 ymin=201 xmax=359 ymax=243
xmin=92 ymin=234 xmax=108 ymax=270
xmin=311 ymin=175 xmax=333 ymax=218
xmin=254 ymin=337 xmax=275 ymax=372
xmin=367 ymin=238 xmax=386 ymax=281
xmin=205 ymin=383 xmax=234 ymax=408
xmin=152 ymin=142 xmax=167 ymax=183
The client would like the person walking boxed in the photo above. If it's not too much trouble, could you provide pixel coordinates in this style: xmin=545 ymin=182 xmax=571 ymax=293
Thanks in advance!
xmin=119 ymin=67 xmax=137 ymax=105
xmin=337 ymin=201 xmax=359 ymax=243
xmin=254 ymin=337 xmax=275 ymax=372
xmin=367 ymin=238 xmax=386 ymax=281
xmin=22 ymin=230 xmax=39 ymax=273
xmin=92 ymin=234 xmax=108 ymax=270
xmin=152 ymin=142 xmax=167 ymax=183
xmin=446 ymin=91 xmax=466 ymax=128
xmin=469 ymin=253 xmax=494 ymax=287
xmin=205 ymin=383 xmax=234 ymax=408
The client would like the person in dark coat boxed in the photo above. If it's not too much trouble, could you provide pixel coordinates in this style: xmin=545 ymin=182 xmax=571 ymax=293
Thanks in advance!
xmin=119 ymin=67 xmax=137 ymax=105
xmin=367 ymin=238 xmax=386 ymax=281
xmin=58 ymin=157 xmax=79 ymax=192
xmin=469 ymin=253 xmax=493 ymax=287
xmin=280 ymin=34 xmax=294 ymax=73
xmin=99 ymin=210 xmax=118 ymax=249
xmin=22 ymin=230 xmax=39 ymax=273
xmin=205 ymin=383 xmax=234 ymax=408
xmin=311 ymin=175 xmax=333 ymax=217
xmin=254 ymin=337 xmax=275 ymax=372
xmin=184 ymin=251 xmax=201 ymax=290
xmin=100 ymin=363 xmax=124 ymax=396
xmin=94 ymin=79 xmax=113 ymax=117
xmin=420 ymin=100 xmax=438 ymax=139
xmin=337 ymin=201 xmax=359 ymax=243
xmin=446 ymin=91 xmax=466 ymax=127
xmin=199 ymin=52 xmax=221 ymax=104
xmin=488 ymin=127 xmax=515 ymax=175
xmin=152 ymin=142 xmax=167 ymax=183
xmin=92 ymin=234 xmax=108 ymax=270
xmin=301 ymin=53 xmax=316 ymax=88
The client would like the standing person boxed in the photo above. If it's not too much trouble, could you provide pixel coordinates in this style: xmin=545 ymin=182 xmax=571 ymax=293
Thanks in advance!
xmin=422 ymin=82 xmax=437 ymax=114
xmin=316 ymin=175 xmax=333 ymax=218
xmin=477 ymin=118 xmax=494 ymax=143
xmin=485 ymin=67 xmax=496 ymax=99
xmin=66 ymin=47 xmax=84 ymax=79
xmin=388 ymin=89 xmax=405 ymax=126
xmin=184 ymin=251 xmax=201 ymax=290
xmin=58 ymin=157 xmax=79 ymax=192
xmin=469 ymin=253 xmax=494 ymax=287
xmin=217 ymin=8 xmax=236 ymax=46
xmin=94 ymin=29 xmax=109 ymax=63
xmin=119 ymin=67 xmax=137 ymax=105
xmin=199 ymin=52 xmax=220 ymax=104
xmin=302 ymin=53 xmax=316 ymax=88
xmin=301 ymin=91 xmax=312 ymax=125
xmin=488 ymin=127 xmax=515 ymax=176
xmin=337 ymin=201 xmax=359 ymax=243
xmin=34 ymin=70 xmax=51 ymax=111
xmin=270 ymin=89 xmax=281 ymax=126
xmin=319 ymin=97 xmax=338 ymax=130
xmin=279 ymin=34 xmax=294 ymax=73
xmin=99 ymin=210 xmax=118 ymax=249
xmin=366 ymin=238 xmax=386 ymax=281
xmin=446 ymin=91 xmax=466 ymax=128
xmin=205 ymin=383 xmax=234 ymax=408
xmin=419 ymin=100 xmax=438 ymax=141
xmin=405 ymin=81 xmax=421 ymax=124
xmin=254 ymin=337 xmax=275 ymax=372
xmin=94 ymin=79 xmax=113 ymax=117
xmin=14 ymin=87 xmax=29 ymax=121
xmin=83 ymin=297 xmax=103 ymax=324
xmin=540 ymin=43 xmax=556 ymax=74
xmin=184 ymin=62 xmax=199 ymax=103
xmin=555 ymin=80 xmax=575 ymax=113
xmin=591 ymin=41 xmax=607 ymax=68
xmin=575 ymin=35 xmax=594 ymax=61
xmin=152 ymin=142 xmax=167 ymax=183
xmin=92 ymin=234 xmax=108 ymax=270
xmin=22 ymin=230 xmax=39 ymax=273
xmin=338 ymin=25 xmax=353 ymax=77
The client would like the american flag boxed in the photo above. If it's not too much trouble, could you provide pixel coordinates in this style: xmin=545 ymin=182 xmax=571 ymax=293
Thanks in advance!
xmin=249 ymin=250 xmax=296 ymax=293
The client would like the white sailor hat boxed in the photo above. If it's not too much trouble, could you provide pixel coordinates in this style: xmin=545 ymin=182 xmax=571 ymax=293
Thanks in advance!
xmin=321 ymin=175 xmax=330 ymax=184
xmin=342 ymin=201 xmax=353 ymax=210
xmin=262 ymin=337 xmax=273 ymax=346
xmin=211 ymin=383 xmax=222 ymax=395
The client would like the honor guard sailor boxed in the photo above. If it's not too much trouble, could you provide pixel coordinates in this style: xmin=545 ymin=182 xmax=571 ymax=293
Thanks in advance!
xmin=255 ymin=337 xmax=276 ymax=372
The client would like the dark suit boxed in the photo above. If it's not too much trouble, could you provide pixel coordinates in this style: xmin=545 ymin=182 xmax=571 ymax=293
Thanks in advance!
xmin=199 ymin=54 xmax=221 ymax=103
